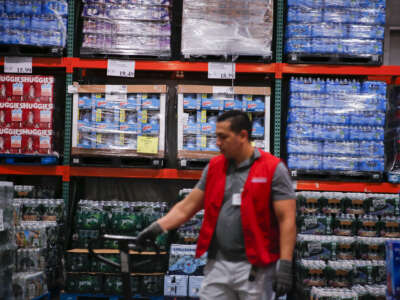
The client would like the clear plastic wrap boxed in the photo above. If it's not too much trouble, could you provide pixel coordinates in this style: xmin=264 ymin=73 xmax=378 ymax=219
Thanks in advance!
xmin=286 ymin=77 xmax=386 ymax=173
xmin=12 ymin=271 xmax=48 ymax=300
xmin=181 ymin=0 xmax=273 ymax=58
xmin=71 ymin=84 xmax=166 ymax=159
xmin=177 ymin=85 xmax=270 ymax=160
xmin=285 ymin=1 xmax=386 ymax=57
xmin=0 ymin=0 xmax=68 ymax=48
xmin=80 ymin=0 xmax=171 ymax=56
xmin=0 ymin=75 xmax=58 ymax=158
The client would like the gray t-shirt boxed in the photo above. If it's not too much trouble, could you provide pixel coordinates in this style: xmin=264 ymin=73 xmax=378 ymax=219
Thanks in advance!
xmin=195 ymin=149 xmax=295 ymax=261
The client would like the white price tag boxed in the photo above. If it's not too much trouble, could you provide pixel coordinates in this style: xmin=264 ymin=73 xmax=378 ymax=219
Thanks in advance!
xmin=105 ymin=85 xmax=127 ymax=94
xmin=213 ymin=86 xmax=234 ymax=95
xmin=68 ymin=85 xmax=78 ymax=94
xmin=208 ymin=62 xmax=236 ymax=79
xmin=0 ymin=209 xmax=3 ymax=231
xmin=106 ymin=93 xmax=127 ymax=102
xmin=107 ymin=59 xmax=135 ymax=78
xmin=4 ymin=56 xmax=32 ymax=74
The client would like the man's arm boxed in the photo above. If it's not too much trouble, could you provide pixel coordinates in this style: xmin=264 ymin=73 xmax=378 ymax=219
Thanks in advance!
xmin=273 ymin=198 xmax=296 ymax=261
xmin=157 ymin=187 xmax=205 ymax=231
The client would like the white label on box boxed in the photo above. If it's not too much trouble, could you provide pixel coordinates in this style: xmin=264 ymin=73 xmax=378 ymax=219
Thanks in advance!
xmin=106 ymin=85 xmax=127 ymax=94
xmin=107 ymin=59 xmax=135 ymax=78
xmin=106 ymin=93 xmax=127 ymax=102
xmin=170 ymin=244 xmax=197 ymax=256
xmin=182 ymin=113 xmax=189 ymax=125
xmin=164 ymin=275 xmax=188 ymax=297
xmin=189 ymin=276 xmax=204 ymax=298
xmin=4 ymin=57 xmax=32 ymax=74
xmin=208 ymin=62 xmax=236 ymax=79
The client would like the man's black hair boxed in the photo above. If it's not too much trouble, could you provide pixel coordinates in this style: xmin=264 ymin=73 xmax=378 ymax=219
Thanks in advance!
xmin=217 ymin=110 xmax=252 ymax=140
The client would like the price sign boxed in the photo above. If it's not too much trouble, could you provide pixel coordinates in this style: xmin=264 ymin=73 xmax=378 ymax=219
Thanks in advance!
xmin=208 ymin=62 xmax=236 ymax=79
xmin=105 ymin=93 xmax=127 ymax=102
xmin=137 ymin=136 xmax=159 ymax=154
xmin=105 ymin=85 xmax=127 ymax=94
xmin=4 ymin=57 xmax=32 ymax=74
xmin=107 ymin=59 xmax=135 ymax=78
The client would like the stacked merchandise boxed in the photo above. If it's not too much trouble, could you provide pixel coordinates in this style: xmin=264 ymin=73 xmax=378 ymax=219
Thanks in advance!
xmin=286 ymin=77 xmax=386 ymax=174
xmin=285 ymin=0 xmax=385 ymax=63
xmin=0 ymin=182 xmax=15 ymax=300
xmin=0 ymin=75 xmax=57 ymax=157
xmin=71 ymin=84 xmax=166 ymax=161
xmin=177 ymin=85 xmax=270 ymax=164
xmin=66 ymin=199 xmax=169 ymax=296
xmin=164 ymin=189 xmax=205 ymax=298
xmin=80 ymin=0 xmax=171 ymax=57
xmin=181 ymin=0 xmax=273 ymax=59
xmin=386 ymin=240 xmax=400 ymax=300
xmin=0 ymin=0 xmax=68 ymax=48
xmin=295 ymin=191 xmax=400 ymax=299
xmin=13 ymin=184 xmax=64 ymax=299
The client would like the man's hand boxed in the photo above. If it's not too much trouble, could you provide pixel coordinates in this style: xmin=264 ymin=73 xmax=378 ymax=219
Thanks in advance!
xmin=136 ymin=221 xmax=164 ymax=247
xmin=273 ymin=259 xmax=293 ymax=297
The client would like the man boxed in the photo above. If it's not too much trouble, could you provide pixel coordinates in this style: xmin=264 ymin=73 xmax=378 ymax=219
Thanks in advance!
xmin=138 ymin=111 xmax=296 ymax=300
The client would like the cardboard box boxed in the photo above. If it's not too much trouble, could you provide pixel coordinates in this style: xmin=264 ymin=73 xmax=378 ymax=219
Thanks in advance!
xmin=164 ymin=275 xmax=188 ymax=297
xmin=188 ymin=276 xmax=204 ymax=298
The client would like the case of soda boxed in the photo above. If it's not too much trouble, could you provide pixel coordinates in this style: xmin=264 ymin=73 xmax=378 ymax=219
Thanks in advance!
xmin=0 ymin=75 xmax=56 ymax=156
xmin=177 ymin=85 xmax=270 ymax=160
xmin=285 ymin=0 xmax=385 ymax=58
xmin=0 ymin=0 xmax=68 ymax=48
xmin=80 ymin=0 xmax=171 ymax=57
xmin=181 ymin=0 xmax=273 ymax=58
xmin=287 ymin=77 xmax=386 ymax=173
xmin=72 ymin=84 xmax=167 ymax=158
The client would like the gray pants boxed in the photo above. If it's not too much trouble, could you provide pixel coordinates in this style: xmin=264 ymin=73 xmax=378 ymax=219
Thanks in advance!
xmin=199 ymin=257 xmax=276 ymax=300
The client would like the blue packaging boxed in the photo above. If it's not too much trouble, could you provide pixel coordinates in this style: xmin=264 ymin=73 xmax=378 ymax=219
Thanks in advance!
xmin=201 ymin=123 xmax=216 ymax=135
xmin=350 ymin=111 xmax=385 ymax=126
xmin=0 ymin=14 xmax=8 ymax=30
xmin=201 ymin=96 xmax=222 ymax=111
xmin=320 ymin=109 xmax=348 ymax=125
xmin=141 ymin=123 xmax=159 ymax=135
xmin=5 ymin=0 xmax=15 ymax=14
xmin=96 ymin=122 xmax=119 ymax=133
xmin=359 ymin=157 xmax=384 ymax=172
xmin=287 ymin=154 xmax=322 ymax=170
xmin=120 ymin=110 xmax=138 ymax=125
xmin=141 ymin=95 xmax=160 ymax=110
xmin=288 ymin=108 xmax=314 ymax=124
xmin=183 ymin=123 xmax=200 ymax=135
xmin=298 ymin=7 xmax=323 ymax=23
xmin=323 ymin=8 xmax=349 ymax=23
xmin=224 ymin=96 xmax=243 ymax=111
xmin=286 ymin=123 xmax=314 ymax=139
xmin=358 ymin=8 xmax=386 ymax=25
xmin=322 ymin=156 xmax=358 ymax=171
xmin=0 ymin=1 xmax=4 ymax=15
xmin=312 ymin=23 xmax=346 ymax=38
xmin=362 ymin=81 xmax=387 ymax=95
xmin=287 ymin=139 xmax=322 ymax=154
xmin=96 ymin=132 xmax=120 ymax=149
xmin=95 ymin=108 xmax=120 ymax=125
xmin=322 ymin=141 xmax=359 ymax=156
xmin=204 ymin=136 xmax=218 ymax=152
xmin=348 ymin=25 xmax=385 ymax=39
xmin=31 ymin=15 xmax=42 ymax=30
xmin=120 ymin=124 xmax=138 ymax=134
xmin=183 ymin=94 xmax=201 ymax=110
xmin=78 ymin=95 xmax=93 ymax=109
xmin=285 ymin=38 xmax=312 ymax=54
xmin=359 ymin=0 xmax=386 ymax=9
xmin=183 ymin=136 xmax=198 ymax=151
xmin=349 ymin=126 xmax=384 ymax=141
xmin=286 ymin=24 xmax=312 ymax=38
xmin=43 ymin=0 xmax=68 ymax=16
xmin=290 ymin=92 xmax=327 ymax=108
xmin=31 ymin=1 xmax=41 ymax=15
xmin=252 ymin=118 xmax=264 ymax=138
xmin=386 ymin=240 xmax=400 ymax=299
xmin=290 ymin=77 xmax=326 ymax=93
xmin=287 ymin=0 xmax=320 ymax=7
xmin=311 ymin=38 xmax=339 ymax=54
xmin=326 ymin=79 xmax=361 ymax=95
xmin=78 ymin=125 xmax=95 ymax=149
xmin=314 ymin=125 xmax=348 ymax=140
xmin=246 ymin=96 xmax=265 ymax=112
xmin=359 ymin=141 xmax=384 ymax=157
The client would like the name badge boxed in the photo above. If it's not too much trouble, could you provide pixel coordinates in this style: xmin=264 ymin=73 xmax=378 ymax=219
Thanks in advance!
xmin=251 ymin=177 xmax=267 ymax=183
xmin=232 ymin=193 xmax=241 ymax=206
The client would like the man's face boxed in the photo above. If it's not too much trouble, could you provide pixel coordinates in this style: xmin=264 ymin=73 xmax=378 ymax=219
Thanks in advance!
xmin=216 ymin=120 xmax=246 ymax=159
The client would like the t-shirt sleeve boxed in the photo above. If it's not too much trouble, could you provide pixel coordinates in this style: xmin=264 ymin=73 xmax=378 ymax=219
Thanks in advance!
xmin=271 ymin=162 xmax=296 ymax=201
xmin=194 ymin=164 xmax=209 ymax=191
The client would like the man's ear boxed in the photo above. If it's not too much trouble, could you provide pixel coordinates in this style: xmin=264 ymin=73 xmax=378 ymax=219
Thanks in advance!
xmin=240 ymin=129 xmax=249 ymax=141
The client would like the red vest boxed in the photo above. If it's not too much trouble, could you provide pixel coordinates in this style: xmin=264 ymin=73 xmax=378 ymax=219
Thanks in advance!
xmin=195 ymin=149 xmax=281 ymax=266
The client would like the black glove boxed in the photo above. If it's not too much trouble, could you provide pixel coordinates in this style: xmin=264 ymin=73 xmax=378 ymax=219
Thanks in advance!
xmin=136 ymin=221 xmax=164 ymax=248
xmin=273 ymin=259 xmax=293 ymax=297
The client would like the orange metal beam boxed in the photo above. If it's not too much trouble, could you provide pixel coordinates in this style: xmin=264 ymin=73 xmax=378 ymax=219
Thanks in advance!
xmin=282 ymin=63 xmax=400 ymax=76
xmin=0 ymin=57 xmax=66 ymax=68
xmin=296 ymin=180 xmax=400 ymax=194
xmin=0 ymin=165 xmax=68 ymax=178
xmin=70 ymin=167 xmax=201 ymax=180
